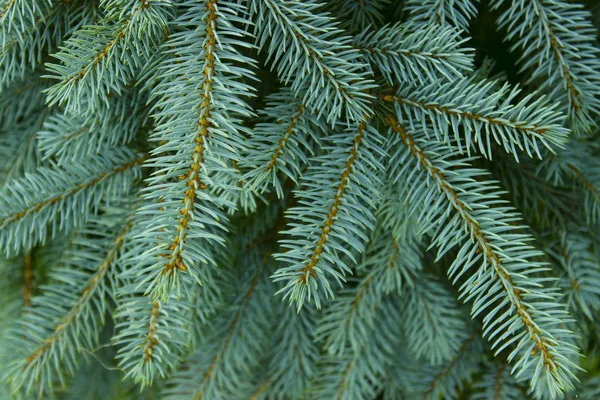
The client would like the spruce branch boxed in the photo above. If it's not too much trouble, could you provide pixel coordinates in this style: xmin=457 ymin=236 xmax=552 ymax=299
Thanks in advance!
xmin=44 ymin=0 xmax=171 ymax=112
xmin=131 ymin=0 xmax=256 ymax=300
xmin=386 ymin=116 xmax=580 ymax=397
xmin=38 ymin=89 xmax=148 ymax=162
xmin=383 ymin=77 xmax=570 ymax=160
xmin=405 ymin=0 xmax=479 ymax=31
xmin=162 ymin=249 xmax=274 ymax=399
xmin=538 ymin=142 xmax=600 ymax=224
xmin=0 ymin=0 xmax=95 ymax=87
xmin=249 ymin=0 xmax=376 ymax=123
xmin=489 ymin=150 xmax=576 ymax=229
xmin=400 ymin=274 xmax=468 ymax=366
xmin=1 ymin=210 xmax=132 ymax=398
xmin=472 ymin=362 xmax=525 ymax=400
xmin=263 ymin=302 xmax=318 ymax=398
xmin=0 ymin=109 xmax=47 ymax=183
xmin=241 ymin=88 xmax=326 ymax=198
xmin=317 ymin=276 xmax=381 ymax=357
xmin=312 ymin=299 xmax=399 ymax=400
xmin=354 ymin=21 xmax=474 ymax=86
xmin=0 ymin=0 xmax=598 ymax=397
xmin=414 ymin=331 xmax=483 ymax=400
xmin=272 ymin=120 xmax=386 ymax=310
xmin=0 ymin=149 xmax=144 ymax=255
xmin=545 ymin=229 xmax=600 ymax=322
xmin=492 ymin=0 xmax=600 ymax=133
xmin=113 ymin=287 xmax=196 ymax=386
xmin=0 ymin=72 xmax=47 ymax=129
xmin=327 ymin=0 xmax=391 ymax=32
xmin=317 ymin=226 xmax=423 ymax=357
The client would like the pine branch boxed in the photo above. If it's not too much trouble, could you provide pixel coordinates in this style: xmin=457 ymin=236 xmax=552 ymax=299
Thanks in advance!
xmin=386 ymin=116 xmax=580 ymax=397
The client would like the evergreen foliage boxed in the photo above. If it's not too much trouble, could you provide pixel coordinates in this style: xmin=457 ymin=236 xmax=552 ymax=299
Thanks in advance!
xmin=0 ymin=0 xmax=599 ymax=399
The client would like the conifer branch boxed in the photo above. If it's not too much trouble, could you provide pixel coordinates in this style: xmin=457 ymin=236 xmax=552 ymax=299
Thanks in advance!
xmin=113 ymin=279 xmax=200 ymax=386
xmin=329 ymin=0 xmax=391 ymax=32
xmin=2 ymin=212 xmax=132 ymax=398
xmin=131 ymin=0 xmax=256 ymax=300
xmin=44 ymin=0 xmax=171 ymax=111
xmin=386 ymin=116 xmax=580 ymax=397
xmin=23 ymin=251 xmax=33 ymax=307
xmin=249 ymin=0 xmax=376 ymax=123
xmin=489 ymin=150 xmax=575 ymax=229
xmin=0 ymin=73 xmax=47 ymax=129
xmin=317 ymin=276 xmax=377 ymax=356
xmin=473 ymin=362 xmax=524 ymax=400
xmin=22 ymin=223 xmax=131 ymax=366
xmin=143 ymin=301 xmax=160 ymax=362
xmin=38 ymin=89 xmax=148 ymax=163
xmin=162 ymin=0 xmax=216 ymax=278
xmin=492 ymin=0 xmax=600 ymax=133
xmin=538 ymin=142 xmax=600 ymax=224
xmin=265 ymin=302 xmax=318 ymax=397
xmin=405 ymin=0 xmax=479 ymax=31
xmin=420 ymin=331 xmax=481 ymax=400
xmin=193 ymin=274 xmax=261 ymax=400
xmin=301 ymin=123 xmax=365 ymax=281
xmin=312 ymin=299 xmax=399 ymax=399
xmin=545 ymin=229 xmax=600 ymax=322
xmin=0 ymin=150 xmax=144 ymax=255
xmin=265 ymin=104 xmax=305 ymax=172
xmin=401 ymin=274 xmax=467 ymax=365
xmin=249 ymin=379 xmax=272 ymax=400
xmin=273 ymin=120 xmax=385 ymax=309
xmin=242 ymin=88 xmax=325 ymax=198
xmin=0 ymin=0 xmax=598 ymax=397
xmin=162 ymin=249 xmax=273 ymax=399
xmin=384 ymin=77 xmax=569 ymax=160
xmin=354 ymin=22 xmax=474 ymax=85
xmin=0 ymin=0 xmax=95 ymax=87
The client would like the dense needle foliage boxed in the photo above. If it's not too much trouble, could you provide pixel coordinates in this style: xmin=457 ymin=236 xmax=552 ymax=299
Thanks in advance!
xmin=1 ymin=0 xmax=600 ymax=399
